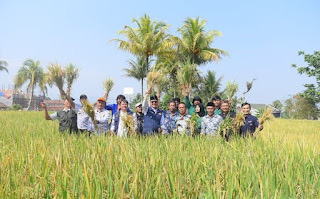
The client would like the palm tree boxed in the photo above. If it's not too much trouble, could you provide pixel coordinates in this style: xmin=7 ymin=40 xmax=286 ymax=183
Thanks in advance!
xmin=123 ymin=57 xmax=149 ymax=99
xmin=14 ymin=59 xmax=44 ymax=110
xmin=65 ymin=63 xmax=79 ymax=96
xmin=196 ymin=70 xmax=223 ymax=103
xmin=112 ymin=14 xmax=174 ymax=69
xmin=0 ymin=60 xmax=8 ymax=73
xmin=173 ymin=17 xmax=229 ymax=66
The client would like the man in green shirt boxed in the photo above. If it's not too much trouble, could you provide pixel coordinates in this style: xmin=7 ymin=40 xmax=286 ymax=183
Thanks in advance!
xmin=212 ymin=95 xmax=222 ymax=115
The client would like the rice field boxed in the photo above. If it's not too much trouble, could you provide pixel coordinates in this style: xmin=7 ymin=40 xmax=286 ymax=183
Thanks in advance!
xmin=0 ymin=111 xmax=319 ymax=198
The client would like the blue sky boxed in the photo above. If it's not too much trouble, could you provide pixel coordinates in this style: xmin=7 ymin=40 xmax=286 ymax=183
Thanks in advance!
xmin=1 ymin=0 xmax=319 ymax=104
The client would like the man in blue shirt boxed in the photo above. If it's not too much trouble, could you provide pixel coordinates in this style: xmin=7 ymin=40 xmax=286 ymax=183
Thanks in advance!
xmin=105 ymin=94 xmax=129 ymax=115
xmin=142 ymin=89 xmax=163 ymax=135
xmin=240 ymin=102 xmax=263 ymax=136
xmin=160 ymin=100 xmax=179 ymax=134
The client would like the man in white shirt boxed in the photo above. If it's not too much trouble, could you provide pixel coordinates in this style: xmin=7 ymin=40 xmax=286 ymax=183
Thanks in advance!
xmin=77 ymin=94 xmax=94 ymax=133
xmin=94 ymin=97 xmax=111 ymax=135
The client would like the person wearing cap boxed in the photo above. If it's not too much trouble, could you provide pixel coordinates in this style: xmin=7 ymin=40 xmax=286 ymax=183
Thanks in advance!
xmin=212 ymin=95 xmax=222 ymax=115
xmin=77 ymin=94 xmax=94 ymax=133
xmin=94 ymin=97 xmax=112 ymax=134
xmin=141 ymin=88 xmax=164 ymax=135
xmin=133 ymin=102 xmax=144 ymax=134
xmin=110 ymin=99 xmax=133 ymax=137
xmin=160 ymin=100 xmax=179 ymax=134
xmin=200 ymin=102 xmax=223 ymax=136
xmin=40 ymin=96 xmax=78 ymax=133
xmin=239 ymin=102 xmax=263 ymax=136
xmin=174 ymin=102 xmax=192 ymax=135
xmin=184 ymin=91 xmax=203 ymax=115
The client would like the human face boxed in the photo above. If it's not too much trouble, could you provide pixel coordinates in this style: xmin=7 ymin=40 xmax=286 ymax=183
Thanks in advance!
xmin=178 ymin=104 xmax=186 ymax=115
xmin=241 ymin=104 xmax=251 ymax=116
xmin=206 ymin=106 xmax=215 ymax=116
xmin=213 ymin=99 xmax=221 ymax=108
xmin=174 ymin=101 xmax=179 ymax=108
xmin=117 ymin=98 xmax=123 ymax=105
xmin=150 ymin=100 xmax=158 ymax=109
xmin=64 ymin=99 xmax=71 ymax=109
xmin=193 ymin=100 xmax=200 ymax=106
xmin=136 ymin=105 xmax=142 ymax=113
xmin=195 ymin=105 xmax=200 ymax=112
xmin=121 ymin=101 xmax=128 ymax=112
xmin=169 ymin=102 xmax=176 ymax=113
xmin=97 ymin=100 xmax=105 ymax=110
xmin=221 ymin=103 xmax=230 ymax=113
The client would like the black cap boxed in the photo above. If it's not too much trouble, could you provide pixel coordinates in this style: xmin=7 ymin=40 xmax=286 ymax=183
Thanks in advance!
xmin=150 ymin=95 xmax=158 ymax=101
xmin=192 ymin=96 xmax=202 ymax=104
xmin=80 ymin=94 xmax=87 ymax=100
xmin=206 ymin=102 xmax=215 ymax=107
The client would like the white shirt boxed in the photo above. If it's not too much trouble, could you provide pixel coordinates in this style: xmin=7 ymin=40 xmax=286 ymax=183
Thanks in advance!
xmin=76 ymin=107 xmax=94 ymax=131
xmin=95 ymin=108 xmax=111 ymax=134
xmin=117 ymin=111 xmax=128 ymax=137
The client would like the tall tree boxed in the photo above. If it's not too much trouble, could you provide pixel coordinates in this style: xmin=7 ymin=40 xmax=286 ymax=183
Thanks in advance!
xmin=292 ymin=51 xmax=320 ymax=103
xmin=196 ymin=70 xmax=223 ymax=104
xmin=123 ymin=57 xmax=149 ymax=99
xmin=0 ymin=60 xmax=8 ymax=73
xmin=271 ymin=100 xmax=283 ymax=111
xmin=173 ymin=17 xmax=228 ymax=66
xmin=14 ymin=59 xmax=44 ymax=110
xmin=65 ymin=63 xmax=79 ymax=96
xmin=112 ymin=14 xmax=174 ymax=69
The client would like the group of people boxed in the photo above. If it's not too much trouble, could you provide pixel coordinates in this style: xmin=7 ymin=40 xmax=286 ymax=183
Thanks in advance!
xmin=40 ymin=89 xmax=263 ymax=138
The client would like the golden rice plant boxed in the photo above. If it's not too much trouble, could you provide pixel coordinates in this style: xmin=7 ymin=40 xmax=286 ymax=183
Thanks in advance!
xmin=46 ymin=63 xmax=67 ymax=98
xmin=82 ymin=99 xmax=96 ymax=130
xmin=259 ymin=107 xmax=274 ymax=126
xmin=233 ymin=111 xmax=245 ymax=134
xmin=121 ymin=114 xmax=135 ymax=136
xmin=188 ymin=114 xmax=199 ymax=136
xmin=103 ymin=78 xmax=114 ymax=99
xmin=176 ymin=61 xmax=198 ymax=96
xmin=147 ymin=70 xmax=163 ymax=90
xmin=219 ymin=115 xmax=234 ymax=138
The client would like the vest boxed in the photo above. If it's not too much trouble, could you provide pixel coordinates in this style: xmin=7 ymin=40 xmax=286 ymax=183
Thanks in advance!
xmin=56 ymin=109 xmax=78 ymax=133
xmin=142 ymin=107 xmax=163 ymax=135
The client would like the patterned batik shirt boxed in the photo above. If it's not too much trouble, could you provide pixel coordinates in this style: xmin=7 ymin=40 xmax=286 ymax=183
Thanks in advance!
xmin=160 ymin=111 xmax=179 ymax=134
xmin=201 ymin=114 xmax=223 ymax=136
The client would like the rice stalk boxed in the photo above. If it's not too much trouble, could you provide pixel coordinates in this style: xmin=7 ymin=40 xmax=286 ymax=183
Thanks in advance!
xmin=103 ymin=78 xmax=114 ymax=100
xmin=176 ymin=61 xmax=198 ymax=96
xmin=121 ymin=114 xmax=135 ymax=136
xmin=82 ymin=99 xmax=96 ymax=130
xmin=233 ymin=111 xmax=245 ymax=134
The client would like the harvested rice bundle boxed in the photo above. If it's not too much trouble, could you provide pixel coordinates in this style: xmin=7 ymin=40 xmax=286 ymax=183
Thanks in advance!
xmin=46 ymin=63 xmax=67 ymax=99
xmin=189 ymin=114 xmax=199 ymax=136
xmin=219 ymin=115 xmax=233 ymax=138
xmin=121 ymin=114 xmax=135 ymax=136
xmin=233 ymin=111 xmax=245 ymax=134
xmin=103 ymin=78 xmax=114 ymax=100
xmin=82 ymin=99 xmax=96 ymax=130
xmin=177 ymin=61 xmax=198 ymax=96
xmin=259 ymin=107 xmax=274 ymax=126
xmin=147 ymin=70 xmax=162 ymax=89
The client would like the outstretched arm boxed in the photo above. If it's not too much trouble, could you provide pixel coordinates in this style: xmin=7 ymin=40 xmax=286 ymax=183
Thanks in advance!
xmin=40 ymin=102 xmax=52 ymax=120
